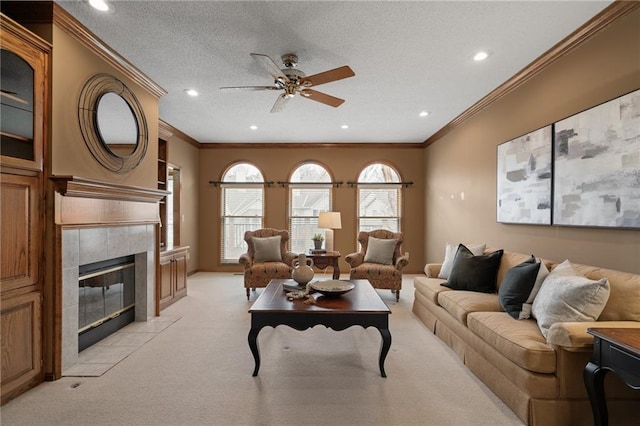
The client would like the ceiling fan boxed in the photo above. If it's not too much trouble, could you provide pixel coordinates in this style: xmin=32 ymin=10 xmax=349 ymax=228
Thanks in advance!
xmin=220 ymin=53 xmax=355 ymax=113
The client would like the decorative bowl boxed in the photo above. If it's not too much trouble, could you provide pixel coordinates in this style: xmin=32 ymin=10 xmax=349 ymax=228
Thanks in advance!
xmin=310 ymin=280 xmax=355 ymax=296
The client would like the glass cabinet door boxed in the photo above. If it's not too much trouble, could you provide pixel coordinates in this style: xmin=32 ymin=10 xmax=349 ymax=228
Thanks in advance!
xmin=1 ymin=49 xmax=35 ymax=161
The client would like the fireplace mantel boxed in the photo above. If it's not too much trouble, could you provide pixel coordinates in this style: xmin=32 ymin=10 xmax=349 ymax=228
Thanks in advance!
xmin=51 ymin=175 xmax=168 ymax=226
xmin=51 ymin=175 xmax=167 ymax=203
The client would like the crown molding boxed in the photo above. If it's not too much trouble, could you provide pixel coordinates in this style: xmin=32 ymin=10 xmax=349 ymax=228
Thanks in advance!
xmin=51 ymin=3 xmax=167 ymax=99
xmin=199 ymin=142 xmax=424 ymax=149
xmin=0 ymin=12 xmax=52 ymax=53
xmin=159 ymin=120 xmax=201 ymax=148
xmin=423 ymin=1 xmax=640 ymax=147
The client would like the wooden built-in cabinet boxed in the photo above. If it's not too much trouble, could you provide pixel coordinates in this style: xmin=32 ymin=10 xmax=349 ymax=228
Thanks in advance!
xmin=158 ymin=246 xmax=189 ymax=311
xmin=0 ymin=14 xmax=49 ymax=405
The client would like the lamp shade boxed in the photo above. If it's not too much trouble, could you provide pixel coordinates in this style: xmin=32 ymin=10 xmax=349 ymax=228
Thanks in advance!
xmin=318 ymin=211 xmax=342 ymax=229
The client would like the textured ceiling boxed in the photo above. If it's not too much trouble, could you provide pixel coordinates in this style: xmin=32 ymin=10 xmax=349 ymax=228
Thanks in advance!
xmin=57 ymin=1 xmax=612 ymax=144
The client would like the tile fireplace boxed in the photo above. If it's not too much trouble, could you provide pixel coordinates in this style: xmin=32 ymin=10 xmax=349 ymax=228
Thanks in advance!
xmin=52 ymin=176 xmax=166 ymax=376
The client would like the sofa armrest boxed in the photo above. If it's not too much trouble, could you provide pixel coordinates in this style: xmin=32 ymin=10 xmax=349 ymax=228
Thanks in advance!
xmin=239 ymin=253 xmax=252 ymax=269
xmin=345 ymin=252 xmax=363 ymax=267
xmin=547 ymin=321 xmax=640 ymax=350
xmin=424 ymin=263 xmax=442 ymax=278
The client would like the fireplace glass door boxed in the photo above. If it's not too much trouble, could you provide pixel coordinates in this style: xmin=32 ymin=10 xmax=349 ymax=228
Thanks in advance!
xmin=78 ymin=255 xmax=135 ymax=350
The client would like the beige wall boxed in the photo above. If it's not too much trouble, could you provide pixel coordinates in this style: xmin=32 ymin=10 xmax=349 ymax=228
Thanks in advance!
xmin=50 ymin=25 xmax=158 ymax=187
xmin=198 ymin=146 xmax=425 ymax=274
xmin=424 ymin=8 xmax=640 ymax=274
xmin=165 ymin=135 xmax=200 ymax=274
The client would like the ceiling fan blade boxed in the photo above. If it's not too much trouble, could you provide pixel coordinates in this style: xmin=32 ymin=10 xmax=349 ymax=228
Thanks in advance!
xmin=301 ymin=66 xmax=355 ymax=87
xmin=220 ymin=85 xmax=279 ymax=92
xmin=300 ymin=89 xmax=345 ymax=108
xmin=270 ymin=93 xmax=291 ymax=113
xmin=251 ymin=53 xmax=290 ymax=83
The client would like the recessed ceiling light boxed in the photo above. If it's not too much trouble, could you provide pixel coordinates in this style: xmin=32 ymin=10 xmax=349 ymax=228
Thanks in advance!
xmin=89 ymin=0 xmax=109 ymax=12
xmin=419 ymin=111 xmax=430 ymax=117
xmin=474 ymin=51 xmax=489 ymax=61
xmin=250 ymin=125 xmax=258 ymax=130
xmin=184 ymin=89 xmax=199 ymax=97
xmin=341 ymin=124 xmax=349 ymax=129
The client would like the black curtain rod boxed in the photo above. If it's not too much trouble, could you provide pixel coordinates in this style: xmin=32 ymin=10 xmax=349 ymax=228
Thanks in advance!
xmin=346 ymin=181 xmax=413 ymax=188
xmin=209 ymin=181 xmax=275 ymax=187
xmin=276 ymin=181 xmax=343 ymax=187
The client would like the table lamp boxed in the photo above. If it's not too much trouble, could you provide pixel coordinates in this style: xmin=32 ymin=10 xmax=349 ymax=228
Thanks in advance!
xmin=318 ymin=211 xmax=342 ymax=253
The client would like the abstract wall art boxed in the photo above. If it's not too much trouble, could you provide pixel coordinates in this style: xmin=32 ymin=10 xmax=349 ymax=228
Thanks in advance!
xmin=553 ymin=89 xmax=640 ymax=228
xmin=497 ymin=126 xmax=552 ymax=225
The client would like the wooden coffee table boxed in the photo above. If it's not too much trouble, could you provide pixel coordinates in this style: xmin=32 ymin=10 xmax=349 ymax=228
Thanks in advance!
xmin=248 ymin=279 xmax=392 ymax=377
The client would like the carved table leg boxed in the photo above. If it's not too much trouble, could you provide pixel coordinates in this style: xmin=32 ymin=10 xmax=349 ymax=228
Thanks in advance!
xmin=248 ymin=327 xmax=261 ymax=376
xmin=584 ymin=361 xmax=608 ymax=426
xmin=378 ymin=328 xmax=392 ymax=378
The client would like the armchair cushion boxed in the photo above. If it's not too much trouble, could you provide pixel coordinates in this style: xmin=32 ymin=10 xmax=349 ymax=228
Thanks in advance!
xmin=252 ymin=236 xmax=282 ymax=262
xmin=364 ymin=236 xmax=397 ymax=265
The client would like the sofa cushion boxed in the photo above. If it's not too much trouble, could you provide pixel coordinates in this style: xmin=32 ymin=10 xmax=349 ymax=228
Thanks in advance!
xmin=442 ymin=245 xmax=503 ymax=293
xmin=438 ymin=242 xmax=486 ymax=279
xmin=468 ymin=312 xmax=556 ymax=374
xmin=252 ymin=236 xmax=282 ymax=262
xmin=414 ymin=276 xmax=451 ymax=305
xmin=532 ymin=260 xmax=610 ymax=338
xmin=438 ymin=290 xmax=502 ymax=326
xmin=498 ymin=256 xmax=541 ymax=319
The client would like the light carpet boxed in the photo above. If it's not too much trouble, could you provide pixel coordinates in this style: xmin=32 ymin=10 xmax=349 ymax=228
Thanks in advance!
xmin=0 ymin=273 xmax=524 ymax=425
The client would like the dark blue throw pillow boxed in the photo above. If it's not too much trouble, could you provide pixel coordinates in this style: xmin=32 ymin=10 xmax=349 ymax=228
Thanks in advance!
xmin=498 ymin=256 xmax=541 ymax=319
xmin=441 ymin=244 xmax=504 ymax=293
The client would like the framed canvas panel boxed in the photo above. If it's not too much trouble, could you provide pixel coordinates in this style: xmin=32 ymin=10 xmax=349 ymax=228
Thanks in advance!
xmin=497 ymin=125 xmax=552 ymax=224
xmin=553 ymin=88 xmax=640 ymax=228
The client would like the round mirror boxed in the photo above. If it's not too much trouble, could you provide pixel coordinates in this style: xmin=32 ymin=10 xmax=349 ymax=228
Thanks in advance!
xmin=78 ymin=74 xmax=148 ymax=172
xmin=96 ymin=93 xmax=138 ymax=157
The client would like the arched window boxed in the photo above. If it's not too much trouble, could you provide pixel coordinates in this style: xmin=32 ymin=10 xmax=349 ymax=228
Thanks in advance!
xmin=357 ymin=163 xmax=402 ymax=232
xmin=220 ymin=163 xmax=264 ymax=263
xmin=289 ymin=163 xmax=332 ymax=254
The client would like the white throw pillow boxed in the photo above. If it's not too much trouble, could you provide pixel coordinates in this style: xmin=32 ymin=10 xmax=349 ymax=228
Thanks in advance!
xmin=252 ymin=236 xmax=282 ymax=262
xmin=531 ymin=260 xmax=610 ymax=338
xmin=364 ymin=237 xmax=397 ymax=265
xmin=519 ymin=260 xmax=549 ymax=319
xmin=438 ymin=243 xmax=486 ymax=279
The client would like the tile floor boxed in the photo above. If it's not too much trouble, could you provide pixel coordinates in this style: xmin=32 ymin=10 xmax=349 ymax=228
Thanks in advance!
xmin=63 ymin=315 xmax=181 ymax=377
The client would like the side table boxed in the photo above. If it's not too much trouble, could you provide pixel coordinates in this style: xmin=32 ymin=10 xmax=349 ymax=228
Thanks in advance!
xmin=584 ymin=327 xmax=640 ymax=426
xmin=307 ymin=251 xmax=341 ymax=279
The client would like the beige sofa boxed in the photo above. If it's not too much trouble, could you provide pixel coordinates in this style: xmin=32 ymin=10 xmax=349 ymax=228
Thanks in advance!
xmin=412 ymin=250 xmax=640 ymax=425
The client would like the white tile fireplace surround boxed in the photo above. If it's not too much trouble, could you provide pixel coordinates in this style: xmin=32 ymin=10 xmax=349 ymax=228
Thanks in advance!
xmin=61 ymin=225 xmax=155 ymax=373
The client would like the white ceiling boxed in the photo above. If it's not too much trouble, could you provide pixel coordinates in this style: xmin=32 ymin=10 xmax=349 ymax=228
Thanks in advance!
xmin=57 ymin=0 xmax=612 ymax=144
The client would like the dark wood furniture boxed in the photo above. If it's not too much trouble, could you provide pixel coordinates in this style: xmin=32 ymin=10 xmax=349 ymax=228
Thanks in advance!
xmin=584 ymin=328 xmax=640 ymax=426
xmin=307 ymin=251 xmax=341 ymax=279
xmin=248 ymin=279 xmax=392 ymax=377
xmin=158 ymin=246 xmax=189 ymax=311
xmin=1 ymin=15 xmax=50 ymax=405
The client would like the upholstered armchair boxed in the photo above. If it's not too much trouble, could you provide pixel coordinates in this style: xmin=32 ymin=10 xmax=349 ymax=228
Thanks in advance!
xmin=239 ymin=228 xmax=297 ymax=299
xmin=345 ymin=229 xmax=409 ymax=301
